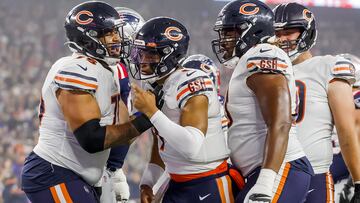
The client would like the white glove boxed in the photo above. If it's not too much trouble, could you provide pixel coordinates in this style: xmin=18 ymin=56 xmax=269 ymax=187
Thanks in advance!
xmin=244 ymin=169 xmax=276 ymax=203
xmin=112 ymin=168 xmax=130 ymax=203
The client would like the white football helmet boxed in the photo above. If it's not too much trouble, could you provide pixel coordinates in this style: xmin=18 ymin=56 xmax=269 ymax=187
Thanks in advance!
xmin=115 ymin=7 xmax=145 ymax=41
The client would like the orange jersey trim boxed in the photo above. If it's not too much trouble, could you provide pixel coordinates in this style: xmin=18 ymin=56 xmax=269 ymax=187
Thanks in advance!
xmin=333 ymin=67 xmax=351 ymax=72
xmin=55 ymin=76 xmax=98 ymax=89
xmin=176 ymin=80 xmax=213 ymax=100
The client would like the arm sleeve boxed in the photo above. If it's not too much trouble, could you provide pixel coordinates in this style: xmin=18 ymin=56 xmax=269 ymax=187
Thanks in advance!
xmin=107 ymin=146 xmax=130 ymax=169
xmin=150 ymin=110 xmax=205 ymax=159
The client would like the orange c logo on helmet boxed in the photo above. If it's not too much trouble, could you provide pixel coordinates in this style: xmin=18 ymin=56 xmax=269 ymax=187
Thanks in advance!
xmin=75 ymin=10 xmax=94 ymax=25
xmin=239 ymin=3 xmax=260 ymax=15
xmin=303 ymin=9 xmax=313 ymax=22
xmin=164 ymin=26 xmax=183 ymax=41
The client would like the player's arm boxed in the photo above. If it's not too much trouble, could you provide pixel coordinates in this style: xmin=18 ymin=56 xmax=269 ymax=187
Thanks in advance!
xmin=353 ymin=89 xmax=360 ymax=139
xmin=244 ymin=72 xmax=291 ymax=202
xmin=131 ymin=83 xmax=207 ymax=159
xmin=329 ymin=80 xmax=360 ymax=182
xmin=118 ymin=99 xmax=130 ymax=124
xmin=56 ymin=89 xmax=152 ymax=154
xmin=247 ymin=73 xmax=290 ymax=172
xmin=140 ymin=133 xmax=165 ymax=203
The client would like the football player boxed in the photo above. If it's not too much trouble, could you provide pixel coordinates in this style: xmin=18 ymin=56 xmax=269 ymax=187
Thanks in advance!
xmin=100 ymin=7 xmax=146 ymax=203
xmin=330 ymin=54 xmax=360 ymax=203
xmin=130 ymin=17 xmax=232 ymax=203
xmin=274 ymin=3 xmax=360 ymax=203
xmin=212 ymin=0 xmax=313 ymax=202
xmin=20 ymin=2 xmax=153 ymax=202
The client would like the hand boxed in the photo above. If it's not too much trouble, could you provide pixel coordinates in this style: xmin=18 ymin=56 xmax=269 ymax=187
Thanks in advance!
xmin=244 ymin=184 xmax=272 ymax=203
xmin=111 ymin=168 xmax=130 ymax=203
xmin=140 ymin=184 xmax=154 ymax=203
xmin=351 ymin=183 xmax=360 ymax=203
xmin=131 ymin=83 xmax=158 ymax=118
xmin=244 ymin=169 xmax=276 ymax=203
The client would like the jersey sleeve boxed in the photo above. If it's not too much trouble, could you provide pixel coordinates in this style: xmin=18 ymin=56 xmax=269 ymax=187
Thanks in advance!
xmin=330 ymin=56 xmax=356 ymax=85
xmin=244 ymin=45 xmax=292 ymax=80
xmin=54 ymin=62 xmax=98 ymax=94
xmin=175 ymin=69 xmax=215 ymax=109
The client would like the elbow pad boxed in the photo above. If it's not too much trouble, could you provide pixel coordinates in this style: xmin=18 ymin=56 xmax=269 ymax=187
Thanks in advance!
xmin=73 ymin=119 xmax=106 ymax=154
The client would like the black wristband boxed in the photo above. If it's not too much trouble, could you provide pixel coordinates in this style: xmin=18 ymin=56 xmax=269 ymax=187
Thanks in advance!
xmin=355 ymin=183 xmax=360 ymax=193
xmin=131 ymin=113 xmax=153 ymax=134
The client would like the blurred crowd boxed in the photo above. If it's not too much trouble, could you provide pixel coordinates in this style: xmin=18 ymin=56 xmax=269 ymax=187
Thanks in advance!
xmin=0 ymin=0 xmax=359 ymax=202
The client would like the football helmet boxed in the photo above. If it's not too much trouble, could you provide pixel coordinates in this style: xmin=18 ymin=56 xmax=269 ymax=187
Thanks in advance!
xmin=211 ymin=0 xmax=275 ymax=64
xmin=338 ymin=53 xmax=360 ymax=87
xmin=115 ymin=7 xmax=145 ymax=40
xmin=130 ymin=17 xmax=189 ymax=81
xmin=273 ymin=3 xmax=317 ymax=60
xmin=182 ymin=54 xmax=220 ymax=93
xmin=64 ymin=1 xmax=130 ymax=65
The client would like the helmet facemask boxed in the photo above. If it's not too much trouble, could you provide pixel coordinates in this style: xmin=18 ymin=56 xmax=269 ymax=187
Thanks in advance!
xmin=130 ymin=43 xmax=178 ymax=82
xmin=212 ymin=23 xmax=251 ymax=64
xmin=66 ymin=19 xmax=131 ymax=66
xmin=275 ymin=26 xmax=314 ymax=61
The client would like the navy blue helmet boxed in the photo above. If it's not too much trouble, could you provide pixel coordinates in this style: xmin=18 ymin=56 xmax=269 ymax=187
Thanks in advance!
xmin=273 ymin=3 xmax=317 ymax=58
xmin=212 ymin=0 xmax=275 ymax=63
xmin=64 ymin=1 xmax=130 ymax=65
xmin=130 ymin=17 xmax=190 ymax=81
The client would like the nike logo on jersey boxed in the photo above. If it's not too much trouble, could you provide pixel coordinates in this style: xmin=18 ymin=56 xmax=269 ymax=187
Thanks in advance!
xmin=77 ymin=64 xmax=88 ymax=71
xmin=186 ymin=71 xmax=196 ymax=77
xmin=259 ymin=48 xmax=272 ymax=53
xmin=199 ymin=193 xmax=211 ymax=201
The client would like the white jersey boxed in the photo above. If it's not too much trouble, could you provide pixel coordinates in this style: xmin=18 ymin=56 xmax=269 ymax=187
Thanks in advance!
xmin=294 ymin=55 xmax=355 ymax=174
xmin=151 ymin=68 xmax=229 ymax=175
xmin=34 ymin=53 xmax=121 ymax=185
xmin=227 ymin=44 xmax=305 ymax=176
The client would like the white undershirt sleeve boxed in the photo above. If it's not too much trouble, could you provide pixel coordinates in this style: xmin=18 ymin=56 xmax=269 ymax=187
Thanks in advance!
xmin=150 ymin=110 xmax=205 ymax=159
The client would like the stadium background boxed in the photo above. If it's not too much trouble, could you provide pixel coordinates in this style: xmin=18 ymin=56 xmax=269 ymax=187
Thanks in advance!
xmin=0 ymin=0 xmax=359 ymax=202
